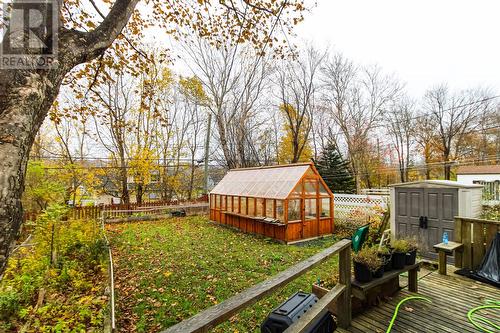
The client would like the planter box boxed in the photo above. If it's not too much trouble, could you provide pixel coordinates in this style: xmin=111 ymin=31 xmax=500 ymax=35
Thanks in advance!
xmin=311 ymin=284 xmax=364 ymax=316
xmin=312 ymin=275 xmax=401 ymax=315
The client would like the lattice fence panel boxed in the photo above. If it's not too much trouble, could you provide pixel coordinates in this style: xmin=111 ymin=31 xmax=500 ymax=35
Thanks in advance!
xmin=334 ymin=193 xmax=389 ymax=221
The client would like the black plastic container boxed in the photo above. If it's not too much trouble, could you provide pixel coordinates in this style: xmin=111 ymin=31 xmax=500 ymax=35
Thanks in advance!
xmin=353 ymin=261 xmax=373 ymax=283
xmin=261 ymin=292 xmax=336 ymax=333
xmin=379 ymin=253 xmax=392 ymax=272
xmin=392 ymin=252 xmax=406 ymax=269
xmin=372 ymin=265 xmax=384 ymax=278
xmin=406 ymin=249 xmax=417 ymax=265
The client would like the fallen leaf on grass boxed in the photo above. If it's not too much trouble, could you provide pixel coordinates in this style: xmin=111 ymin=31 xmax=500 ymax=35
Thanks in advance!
xmin=404 ymin=306 xmax=414 ymax=312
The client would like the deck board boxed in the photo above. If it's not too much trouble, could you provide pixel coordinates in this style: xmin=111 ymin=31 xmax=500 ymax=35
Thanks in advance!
xmin=336 ymin=269 xmax=499 ymax=332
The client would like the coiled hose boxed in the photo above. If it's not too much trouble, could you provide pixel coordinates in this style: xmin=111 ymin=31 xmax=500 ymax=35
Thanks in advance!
xmin=467 ymin=300 xmax=500 ymax=333
xmin=385 ymin=296 xmax=500 ymax=333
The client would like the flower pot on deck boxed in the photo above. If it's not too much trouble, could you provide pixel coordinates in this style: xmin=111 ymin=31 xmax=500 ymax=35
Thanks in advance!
xmin=406 ymin=249 xmax=417 ymax=265
xmin=391 ymin=252 xmax=406 ymax=269
xmin=353 ymin=261 xmax=373 ymax=283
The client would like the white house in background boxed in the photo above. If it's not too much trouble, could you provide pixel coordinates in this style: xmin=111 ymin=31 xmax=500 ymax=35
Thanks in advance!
xmin=456 ymin=165 xmax=500 ymax=204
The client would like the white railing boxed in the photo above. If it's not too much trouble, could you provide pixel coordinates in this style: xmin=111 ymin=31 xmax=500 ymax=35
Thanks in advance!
xmin=333 ymin=193 xmax=389 ymax=221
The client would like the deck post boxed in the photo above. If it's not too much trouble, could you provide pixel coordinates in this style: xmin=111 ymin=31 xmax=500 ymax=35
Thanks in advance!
xmin=337 ymin=246 xmax=351 ymax=328
xmin=453 ymin=217 xmax=463 ymax=268
xmin=408 ymin=267 xmax=418 ymax=292
xmin=462 ymin=220 xmax=472 ymax=270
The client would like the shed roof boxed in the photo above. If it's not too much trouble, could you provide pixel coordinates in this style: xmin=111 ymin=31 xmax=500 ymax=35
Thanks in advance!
xmin=456 ymin=165 xmax=500 ymax=175
xmin=388 ymin=180 xmax=483 ymax=189
xmin=210 ymin=163 xmax=312 ymax=199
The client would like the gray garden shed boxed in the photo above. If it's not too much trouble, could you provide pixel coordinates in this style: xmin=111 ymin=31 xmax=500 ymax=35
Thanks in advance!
xmin=389 ymin=180 xmax=483 ymax=258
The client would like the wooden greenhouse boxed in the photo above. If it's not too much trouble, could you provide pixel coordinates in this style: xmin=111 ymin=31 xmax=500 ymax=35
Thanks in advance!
xmin=209 ymin=162 xmax=334 ymax=243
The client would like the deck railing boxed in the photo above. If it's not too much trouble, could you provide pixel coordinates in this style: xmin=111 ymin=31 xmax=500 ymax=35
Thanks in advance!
xmin=160 ymin=239 xmax=352 ymax=333
xmin=454 ymin=216 xmax=500 ymax=270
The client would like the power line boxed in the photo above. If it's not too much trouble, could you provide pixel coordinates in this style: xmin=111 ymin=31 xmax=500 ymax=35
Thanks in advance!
xmin=319 ymin=156 xmax=500 ymax=181
xmin=34 ymin=155 xmax=216 ymax=163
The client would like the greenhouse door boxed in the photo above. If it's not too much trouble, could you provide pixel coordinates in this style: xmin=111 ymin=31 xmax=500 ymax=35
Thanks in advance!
xmin=303 ymin=198 xmax=319 ymax=239
xmin=395 ymin=187 xmax=458 ymax=259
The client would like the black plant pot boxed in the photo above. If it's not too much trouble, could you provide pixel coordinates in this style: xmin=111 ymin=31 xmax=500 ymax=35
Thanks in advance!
xmin=392 ymin=252 xmax=406 ymax=269
xmin=406 ymin=249 xmax=417 ymax=265
xmin=380 ymin=253 xmax=392 ymax=271
xmin=353 ymin=261 xmax=373 ymax=283
xmin=372 ymin=265 xmax=384 ymax=278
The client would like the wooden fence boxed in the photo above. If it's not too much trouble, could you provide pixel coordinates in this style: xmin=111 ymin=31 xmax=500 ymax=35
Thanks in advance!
xmin=161 ymin=239 xmax=352 ymax=333
xmin=22 ymin=198 xmax=209 ymax=222
xmin=454 ymin=216 xmax=500 ymax=270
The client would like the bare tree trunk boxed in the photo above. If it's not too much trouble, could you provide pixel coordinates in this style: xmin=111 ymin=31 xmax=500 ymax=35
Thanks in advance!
xmin=136 ymin=184 xmax=143 ymax=205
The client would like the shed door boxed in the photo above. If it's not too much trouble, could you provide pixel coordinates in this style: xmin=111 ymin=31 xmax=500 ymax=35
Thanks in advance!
xmin=395 ymin=188 xmax=425 ymax=246
xmin=395 ymin=187 xmax=458 ymax=259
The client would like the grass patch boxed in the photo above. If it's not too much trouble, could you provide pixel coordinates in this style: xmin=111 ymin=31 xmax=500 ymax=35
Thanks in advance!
xmin=108 ymin=216 xmax=340 ymax=332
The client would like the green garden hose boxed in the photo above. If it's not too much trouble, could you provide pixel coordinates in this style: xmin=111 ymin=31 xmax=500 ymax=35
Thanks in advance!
xmin=386 ymin=296 xmax=432 ymax=333
xmin=467 ymin=300 xmax=500 ymax=333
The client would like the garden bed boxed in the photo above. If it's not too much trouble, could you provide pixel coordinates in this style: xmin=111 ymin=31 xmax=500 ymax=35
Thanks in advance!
xmin=107 ymin=216 xmax=340 ymax=332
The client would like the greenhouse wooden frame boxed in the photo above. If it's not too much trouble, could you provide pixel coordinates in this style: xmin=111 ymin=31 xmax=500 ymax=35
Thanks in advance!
xmin=209 ymin=162 xmax=334 ymax=243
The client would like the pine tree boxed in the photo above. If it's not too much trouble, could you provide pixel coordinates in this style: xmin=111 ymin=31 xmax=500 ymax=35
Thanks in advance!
xmin=314 ymin=143 xmax=356 ymax=194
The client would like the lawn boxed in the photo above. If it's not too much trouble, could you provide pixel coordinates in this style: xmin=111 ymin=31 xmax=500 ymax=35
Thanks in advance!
xmin=107 ymin=216 xmax=341 ymax=332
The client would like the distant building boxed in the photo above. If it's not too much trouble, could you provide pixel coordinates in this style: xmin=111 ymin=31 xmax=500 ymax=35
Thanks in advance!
xmin=456 ymin=165 xmax=500 ymax=204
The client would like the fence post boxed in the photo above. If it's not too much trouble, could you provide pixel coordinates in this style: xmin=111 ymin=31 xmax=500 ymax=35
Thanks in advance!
xmin=337 ymin=245 xmax=351 ymax=328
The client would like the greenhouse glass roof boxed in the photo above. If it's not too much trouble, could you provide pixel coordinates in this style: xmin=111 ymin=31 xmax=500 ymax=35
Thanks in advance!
xmin=210 ymin=164 xmax=311 ymax=199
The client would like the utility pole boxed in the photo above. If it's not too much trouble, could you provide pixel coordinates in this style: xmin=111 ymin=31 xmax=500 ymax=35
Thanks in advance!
xmin=204 ymin=112 xmax=212 ymax=194
xmin=377 ymin=137 xmax=381 ymax=187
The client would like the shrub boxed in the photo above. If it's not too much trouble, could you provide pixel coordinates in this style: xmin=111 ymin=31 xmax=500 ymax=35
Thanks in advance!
xmin=0 ymin=288 xmax=20 ymax=320
xmin=481 ymin=205 xmax=500 ymax=221
xmin=0 ymin=204 xmax=108 ymax=331
xmin=335 ymin=205 xmax=387 ymax=246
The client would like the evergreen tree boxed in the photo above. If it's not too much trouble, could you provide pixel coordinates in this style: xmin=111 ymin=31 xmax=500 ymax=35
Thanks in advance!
xmin=314 ymin=143 xmax=356 ymax=194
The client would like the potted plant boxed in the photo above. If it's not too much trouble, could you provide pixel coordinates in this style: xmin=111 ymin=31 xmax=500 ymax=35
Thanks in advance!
xmin=391 ymin=239 xmax=409 ymax=269
xmin=353 ymin=247 xmax=383 ymax=282
xmin=405 ymin=237 xmax=418 ymax=265
xmin=377 ymin=245 xmax=392 ymax=272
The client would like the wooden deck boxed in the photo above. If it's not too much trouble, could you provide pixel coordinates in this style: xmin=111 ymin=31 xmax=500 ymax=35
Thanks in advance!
xmin=336 ymin=267 xmax=500 ymax=333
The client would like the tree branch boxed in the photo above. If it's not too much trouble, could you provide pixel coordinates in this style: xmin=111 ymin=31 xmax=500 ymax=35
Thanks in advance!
xmin=80 ymin=0 xmax=140 ymax=58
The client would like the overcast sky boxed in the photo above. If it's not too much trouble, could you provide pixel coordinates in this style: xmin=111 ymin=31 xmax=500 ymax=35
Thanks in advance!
xmin=296 ymin=0 xmax=500 ymax=96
